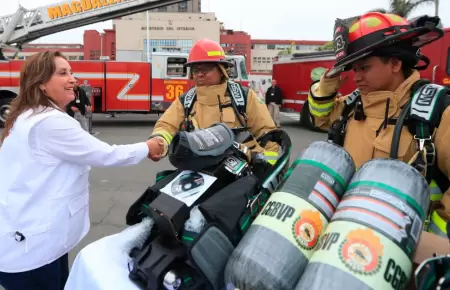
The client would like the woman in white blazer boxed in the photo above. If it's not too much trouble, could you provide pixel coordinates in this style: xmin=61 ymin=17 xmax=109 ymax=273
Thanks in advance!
xmin=0 ymin=51 xmax=164 ymax=290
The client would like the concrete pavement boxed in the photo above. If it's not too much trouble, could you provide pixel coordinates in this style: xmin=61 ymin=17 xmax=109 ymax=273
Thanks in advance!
xmin=0 ymin=112 xmax=325 ymax=288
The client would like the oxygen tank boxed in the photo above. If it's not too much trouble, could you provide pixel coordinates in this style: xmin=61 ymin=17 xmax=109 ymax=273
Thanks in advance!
xmin=294 ymin=158 xmax=430 ymax=290
xmin=224 ymin=141 xmax=356 ymax=290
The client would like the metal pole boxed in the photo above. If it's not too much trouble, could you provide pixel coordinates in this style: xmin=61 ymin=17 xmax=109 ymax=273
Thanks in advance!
xmin=435 ymin=0 xmax=439 ymax=16
xmin=146 ymin=10 xmax=150 ymax=62
xmin=100 ymin=32 xmax=104 ymax=58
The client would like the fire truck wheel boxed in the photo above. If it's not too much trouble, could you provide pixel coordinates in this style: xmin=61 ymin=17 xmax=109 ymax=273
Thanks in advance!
xmin=0 ymin=97 xmax=13 ymax=127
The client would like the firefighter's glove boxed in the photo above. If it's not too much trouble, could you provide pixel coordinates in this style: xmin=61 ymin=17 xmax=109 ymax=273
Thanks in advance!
xmin=314 ymin=68 xmax=349 ymax=97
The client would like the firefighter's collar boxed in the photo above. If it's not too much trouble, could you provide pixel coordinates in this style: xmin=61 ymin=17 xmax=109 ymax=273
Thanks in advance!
xmin=360 ymin=70 xmax=420 ymax=119
xmin=196 ymin=82 xmax=228 ymax=106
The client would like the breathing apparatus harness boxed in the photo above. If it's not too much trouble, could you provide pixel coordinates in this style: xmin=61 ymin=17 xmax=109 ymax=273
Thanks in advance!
xmin=327 ymin=76 xmax=449 ymax=191
xmin=326 ymin=13 xmax=449 ymax=190
xmin=178 ymin=81 xmax=249 ymax=132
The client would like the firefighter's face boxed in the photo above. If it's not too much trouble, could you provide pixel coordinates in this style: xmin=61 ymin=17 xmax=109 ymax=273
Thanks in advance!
xmin=41 ymin=56 xmax=76 ymax=107
xmin=352 ymin=56 xmax=403 ymax=95
xmin=191 ymin=63 xmax=222 ymax=87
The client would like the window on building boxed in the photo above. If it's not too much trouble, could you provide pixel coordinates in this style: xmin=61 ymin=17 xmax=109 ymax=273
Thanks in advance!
xmin=145 ymin=39 xmax=193 ymax=55
xmin=267 ymin=44 xmax=275 ymax=50
xmin=89 ymin=49 xmax=101 ymax=60
xmin=158 ymin=6 xmax=167 ymax=12
xmin=68 ymin=56 xmax=78 ymax=60
xmin=167 ymin=57 xmax=187 ymax=77
xmin=178 ymin=2 xmax=187 ymax=12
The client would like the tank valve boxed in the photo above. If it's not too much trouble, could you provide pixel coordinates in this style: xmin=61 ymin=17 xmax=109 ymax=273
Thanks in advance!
xmin=163 ymin=270 xmax=182 ymax=290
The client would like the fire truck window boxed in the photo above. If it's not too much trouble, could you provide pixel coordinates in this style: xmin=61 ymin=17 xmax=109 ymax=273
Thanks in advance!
xmin=239 ymin=60 xmax=248 ymax=80
xmin=167 ymin=57 xmax=187 ymax=77
xmin=228 ymin=59 xmax=238 ymax=78
xmin=447 ymin=47 xmax=450 ymax=76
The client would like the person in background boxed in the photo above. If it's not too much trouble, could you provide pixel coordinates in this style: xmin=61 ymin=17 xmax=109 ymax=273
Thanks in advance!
xmin=265 ymin=79 xmax=283 ymax=127
xmin=0 ymin=51 xmax=164 ymax=290
xmin=66 ymin=77 xmax=91 ymax=132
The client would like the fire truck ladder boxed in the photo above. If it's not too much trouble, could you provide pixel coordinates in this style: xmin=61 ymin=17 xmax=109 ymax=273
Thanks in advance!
xmin=0 ymin=0 xmax=186 ymax=59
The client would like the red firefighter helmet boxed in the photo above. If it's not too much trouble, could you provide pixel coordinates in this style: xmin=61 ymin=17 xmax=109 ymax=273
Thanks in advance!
xmin=329 ymin=12 xmax=443 ymax=76
xmin=185 ymin=39 xmax=234 ymax=67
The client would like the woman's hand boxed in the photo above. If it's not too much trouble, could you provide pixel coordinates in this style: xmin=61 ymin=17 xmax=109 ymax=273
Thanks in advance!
xmin=146 ymin=138 xmax=164 ymax=161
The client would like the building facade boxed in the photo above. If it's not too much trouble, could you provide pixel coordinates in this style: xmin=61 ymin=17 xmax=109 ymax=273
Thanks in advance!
xmin=83 ymin=29 xmax=116 ymax=60
xmin=1 ymin=6 xmax=328 ymax=78
xmin=250 ymin=40 xmax=327 ymax=73
xmin=113 ymin=12 xmax=220 ymax=61
xmin=148 ymin=0 xmax=201 ymax=13
xmin=219 ymin=28 xmax=328 ymax=73
xmin=220 ymin=29 xmax=251 ymax=72
xmin=2 ymin=43 xmax=84 ymax=60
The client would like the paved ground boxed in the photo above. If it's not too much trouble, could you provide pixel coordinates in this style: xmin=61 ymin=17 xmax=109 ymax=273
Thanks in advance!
xmin=0 ymin=112 xmax=325 ymax=287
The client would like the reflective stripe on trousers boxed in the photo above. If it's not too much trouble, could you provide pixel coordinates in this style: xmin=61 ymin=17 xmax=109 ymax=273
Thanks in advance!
xmin=428 ymin=211 xmax=448 ymax=238
xmin=430 ymin=180 xmax=443 ymax=201
xmin=426 ymin=179 xmax=447 ymax=237
xmin=263 ymin=151 xmax=278 ymax=165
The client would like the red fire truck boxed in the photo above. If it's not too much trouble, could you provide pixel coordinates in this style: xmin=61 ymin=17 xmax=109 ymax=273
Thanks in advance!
xmin=0 ymin=0 xmax=250 ymax=126
xmin=0 ymin=53 xmax=249 ymax=124
xmin=273 ymin=27 xmax=450 ymax=130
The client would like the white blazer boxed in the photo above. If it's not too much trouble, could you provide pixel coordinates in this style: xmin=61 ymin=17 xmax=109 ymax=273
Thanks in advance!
xmin=0 ymin=107 xmax=149 ymax=272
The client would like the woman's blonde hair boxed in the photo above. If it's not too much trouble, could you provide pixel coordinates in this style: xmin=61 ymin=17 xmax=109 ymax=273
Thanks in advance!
xmin=1 ymin=51 xmax=66 ymax=142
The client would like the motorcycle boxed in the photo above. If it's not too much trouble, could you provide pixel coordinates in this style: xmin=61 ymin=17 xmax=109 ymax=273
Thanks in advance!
xmin=125 ymin=123 xmax=292 ymax=290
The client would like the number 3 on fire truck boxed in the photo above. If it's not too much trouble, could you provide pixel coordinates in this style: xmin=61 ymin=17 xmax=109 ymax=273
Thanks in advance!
xmin=165 ymin=85 xmax=184 ymax=100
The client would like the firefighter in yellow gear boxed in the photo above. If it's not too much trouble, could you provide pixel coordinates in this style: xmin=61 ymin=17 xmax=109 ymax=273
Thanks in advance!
xmin=149 ymin=38 xmax=279 ymax=165
xmin=308 ymin=13 xmax=450 ymax=240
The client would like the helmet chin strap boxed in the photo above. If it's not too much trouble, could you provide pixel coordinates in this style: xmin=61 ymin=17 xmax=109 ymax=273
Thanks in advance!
xmin=415 ymin=54 xmax=430 ymax=71
xmin=218 ymin=63 xmax=229 ymax=79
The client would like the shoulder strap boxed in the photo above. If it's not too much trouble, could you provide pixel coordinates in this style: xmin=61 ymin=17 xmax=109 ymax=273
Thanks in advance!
xmin=227 ymin=81 xmax=248 ymax=112
xmin=408 ymin=83 xmax=450 ymax=192
xmin=180 ymin=86 xmax=197 ymax=115
xmin=226 ymin=81 xmax=249 ymax=127
xmin=179 ymin=82 xmax=249 ymax=130
xmin=343 ymin=89 xmax=361 ymax=108
xmin=179 ymin=86 xmax=197 ymax=131
xmin=326 ymin=89 xmax=361 ymax=145
xmin=408 ymin=82 xmax=447 ymax=139
xmin=391 ymin=79 xmax=431 ymax=159
xmin=392 ymin=80 xmax=449 ymax=189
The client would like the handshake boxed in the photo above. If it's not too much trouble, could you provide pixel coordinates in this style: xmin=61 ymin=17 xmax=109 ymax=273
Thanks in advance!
xmin=145 ymin=137 xmax=166 ymax=162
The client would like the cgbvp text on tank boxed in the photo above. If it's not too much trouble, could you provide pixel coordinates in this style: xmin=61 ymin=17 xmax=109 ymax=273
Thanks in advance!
xmin=260 ymin=201 xmax=295 ymax=222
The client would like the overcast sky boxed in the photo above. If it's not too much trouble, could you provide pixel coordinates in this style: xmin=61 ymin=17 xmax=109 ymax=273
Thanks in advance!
xmin=3 ymin=0 xmax=448 ymax=43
